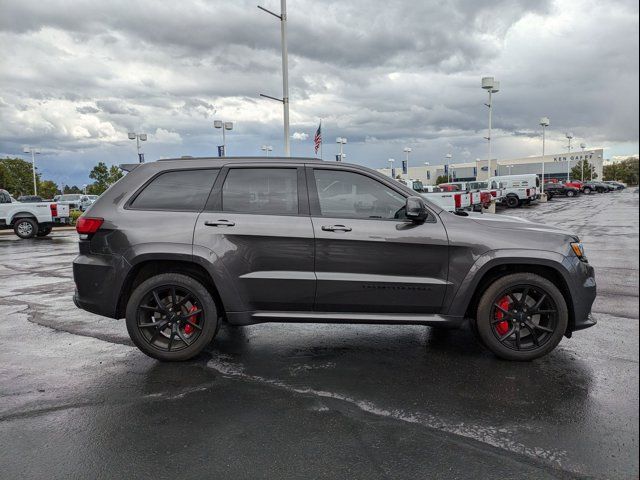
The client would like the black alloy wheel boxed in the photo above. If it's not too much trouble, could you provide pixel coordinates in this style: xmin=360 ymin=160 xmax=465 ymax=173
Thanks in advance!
xmin=126 ymin=273 xmax=219 ymax=361
xmin=137 ymin=285 xmax=204 ymax=352
xmin=475 ymin=273 xmax=568 ymax=361
xmin=566 ymin=190 xmax=576 ymax=197
xmin=583 ymin=187 xmax=591 ymax=195
xmin=489 ymin=286 xmax=558 ymax=352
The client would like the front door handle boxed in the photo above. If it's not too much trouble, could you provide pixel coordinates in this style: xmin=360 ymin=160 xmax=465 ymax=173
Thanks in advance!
xmin=204 ymin=220 xmax=236 ymax=227
xmin=321 ymin=224 xmax=352 ymax=232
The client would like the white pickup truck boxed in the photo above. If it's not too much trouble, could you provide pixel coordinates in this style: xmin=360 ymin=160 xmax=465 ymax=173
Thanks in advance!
xmin=0 ymin=189 xmax=70 ymax=239
xmin=406 ymin=180 xmax=472 ymax=212
xmin=487 ymin=174 xmax=540 ymax=208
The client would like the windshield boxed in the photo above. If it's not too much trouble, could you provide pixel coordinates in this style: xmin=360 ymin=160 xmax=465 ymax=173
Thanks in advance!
xmin=59 ymin=194 xmax=81 ymax=201
xmin=468 ymin=182 xmax=488 ymax=189
xmin=411 ymin=181 xmax=425 ymax=192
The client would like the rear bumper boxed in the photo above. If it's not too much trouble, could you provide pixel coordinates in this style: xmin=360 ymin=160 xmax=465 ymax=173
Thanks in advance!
xmin=73 ymin=253 xmax=130 ymax=318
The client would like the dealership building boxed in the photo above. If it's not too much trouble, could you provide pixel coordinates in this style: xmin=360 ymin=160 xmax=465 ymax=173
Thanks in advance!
xmin=378 ymin=148 xmax=604 ymax=185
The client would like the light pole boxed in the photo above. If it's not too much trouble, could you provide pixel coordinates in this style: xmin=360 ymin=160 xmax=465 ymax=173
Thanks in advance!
xmin=507 ymin=164 xmax=514 ymax=175
xmin=261 ymin=145 xmax=273 ymax=157
xmin=540 ymin=117 xmax=550 ymax=194
xmin=482 ymin=77 xmax=500 ymax=178
xmin=258 ymin=0 xmax=290 ymax=156
xmin=424 ymin=162 xmax=430 ymax=182
xmin=336 ymin=137 xmax=347 ymax=162
xmin=580 ymin=142 xmax=587 ymax=181
xmin=22 ymin=146 xmax=41 ymax=196
xmin=445 ymin=153 xmax=452 ymax=182
xmin=128 ymin=132 xmax=147 ymax=163
xmin=565 ymin=132 xmax=574 ymax=181
xmin=388 ymin=158 xmax=395 ymax=178
xmin=214 ymin=121 xmax=233 ymax=156
xmin=403 ymin=147 xmax=412 ymax=179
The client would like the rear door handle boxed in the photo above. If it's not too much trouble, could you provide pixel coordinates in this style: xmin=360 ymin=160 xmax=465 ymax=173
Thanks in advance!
xmin=321 ymin=224 xmax=352 ymax=232
xmin=204 ymin=220 xmax=236 ymax=227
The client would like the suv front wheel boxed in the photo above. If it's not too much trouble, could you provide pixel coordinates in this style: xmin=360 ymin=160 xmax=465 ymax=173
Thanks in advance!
xmin=474 ymin=273 xmax=568 ymax=361
xmin=126 ymin=273 xmax=219 ymax=361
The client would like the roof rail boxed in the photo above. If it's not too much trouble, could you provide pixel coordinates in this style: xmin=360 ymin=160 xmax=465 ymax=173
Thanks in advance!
xmin=156 ymin=156 xmax=323 ymax=162
xmin=119 ymin=163 xmax=141 ymax=172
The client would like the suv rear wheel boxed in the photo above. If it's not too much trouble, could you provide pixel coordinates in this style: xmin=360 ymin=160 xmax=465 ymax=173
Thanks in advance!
xmin=474 ymin=273 xmax=568 ymax=361
xmin=125 ymin=273 xmax=219 ymax=361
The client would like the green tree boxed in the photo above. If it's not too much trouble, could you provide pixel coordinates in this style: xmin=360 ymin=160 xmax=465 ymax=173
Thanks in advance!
xmin=0 ymin=157 xmax=40 ymax=197
xmin=435 ymin=175 xmax=449 ymax=185
xmin=570 ymin=160 xmax=597 ymax=181
xmin=604 ymin=157 xmax=639 ymax=185
xmin=38 ymin=180 xmax=59 ymax=199
xmin=87 ymin=162 xmax=124 ymax=195
xmin=63 ymin=185 xmax=82 ymax=194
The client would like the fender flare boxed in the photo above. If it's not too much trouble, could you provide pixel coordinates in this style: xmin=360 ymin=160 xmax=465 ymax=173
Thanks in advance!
xmin=9 ymin=212 xmax=38 ymax=225
xmin=444 ymin=249 xmax=572 ymax=317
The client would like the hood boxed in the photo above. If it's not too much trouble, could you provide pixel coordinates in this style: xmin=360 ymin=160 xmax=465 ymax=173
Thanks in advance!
xmin=459 ymin=211 xmax=579 ymax=241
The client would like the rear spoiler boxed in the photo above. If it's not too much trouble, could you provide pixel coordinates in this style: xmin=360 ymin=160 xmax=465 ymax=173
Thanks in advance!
xmin=119 ymin=163 xmax=140 ymax=173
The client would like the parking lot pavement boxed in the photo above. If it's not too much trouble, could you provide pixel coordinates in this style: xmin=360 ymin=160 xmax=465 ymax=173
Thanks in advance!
xmin=0 ymin=190 xmax=638 ymax=479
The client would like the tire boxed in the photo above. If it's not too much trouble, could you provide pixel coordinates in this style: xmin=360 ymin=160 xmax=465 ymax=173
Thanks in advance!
xmin=566 ymin=190 xmax=576 ymax=197
xmin=37 ymin=226 xmax=53 ymax=237
xmin=505 ymin=195 xmax=519 ymax=208
xmin=474 ymin=273 xmax=568 ymax=361
xmin=583 ymin=187 xmax=591 ymax=195
xmin=13 ymin=218 xmax=38 ymax=239
xmin=125 ymin=273 xmax=220 ymax=362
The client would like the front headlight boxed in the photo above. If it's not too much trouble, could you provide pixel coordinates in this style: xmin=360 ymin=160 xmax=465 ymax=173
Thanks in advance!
xmin=571 ymin=242 xmax=586 ymax=261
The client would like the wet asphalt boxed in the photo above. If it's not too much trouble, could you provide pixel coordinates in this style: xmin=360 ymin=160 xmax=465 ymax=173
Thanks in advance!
xmin=0 ymin=189 xmax=638 ymax=480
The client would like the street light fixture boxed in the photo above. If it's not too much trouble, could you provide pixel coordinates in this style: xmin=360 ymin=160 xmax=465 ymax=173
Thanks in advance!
xmin=128 ymin=132 xmax=147 ymax=163
xmin=580 ymin=142 xmax=587 ymax=181
xmin=482 ymin=76 xmax=500 ymax=178
xmin=540 ymin=117 xmax=550 ymax=194
xmin=565 ymin=132 xmax=574 ymax=180
xmin=261 ymin=145 xmax=273 ymax=157
xmin=22 ymin=146 xmax=41 ymax=195
xmin=336 ymin=137 xmax=347 ymax=162
xmin=445 ymin=153 xmax=452 ymax=182
xmin=214 ymin=121 xmax=233 ymax=156
xmin=403 ymin=147 xmax=412 ymax=179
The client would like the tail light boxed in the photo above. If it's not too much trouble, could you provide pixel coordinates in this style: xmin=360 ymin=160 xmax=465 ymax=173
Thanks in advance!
xmin=469 ymin=192 xmax=474 ymax=204
xmin=454 ymin=194 xmax=462 ymax=209
xmin=76 ymin=217 xmax=104 ymax=234
xmin=526 ymin=188 xmax=531 ymax=197
xmin=490 ymin=190 xmax=497 ymax=197
xmin=50 ymin=203 xmax=58 ymax=217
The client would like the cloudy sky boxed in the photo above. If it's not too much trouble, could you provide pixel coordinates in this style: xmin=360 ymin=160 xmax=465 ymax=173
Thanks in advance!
xmin=0 ymin=0 xmax=638 ymax=187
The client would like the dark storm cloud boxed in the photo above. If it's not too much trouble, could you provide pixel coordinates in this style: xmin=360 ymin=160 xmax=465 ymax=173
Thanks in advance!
xmin=0 ymin=0 xmax=637 ymax=187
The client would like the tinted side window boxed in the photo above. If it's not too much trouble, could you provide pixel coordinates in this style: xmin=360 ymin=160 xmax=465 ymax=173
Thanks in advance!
xmin=314 ymin=169 xmax=405 ymax=219
xmin=222 ymin=168 xmax=298 ymax=215
xmin=130 ymin=169 xmax=218 ymax=211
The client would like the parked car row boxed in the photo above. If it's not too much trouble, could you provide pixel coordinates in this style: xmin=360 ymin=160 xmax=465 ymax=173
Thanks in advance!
xmin=544 ymin=180 xmax=626 ymax=200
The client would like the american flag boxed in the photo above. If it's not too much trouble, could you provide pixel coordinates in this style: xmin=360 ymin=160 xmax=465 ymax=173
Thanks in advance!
xmin=314 ymin=122 xmax=322 ymax=154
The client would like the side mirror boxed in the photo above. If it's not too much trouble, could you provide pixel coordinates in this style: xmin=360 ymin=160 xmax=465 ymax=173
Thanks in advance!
xmin=405 ymin=196 xmax=428 ymax=223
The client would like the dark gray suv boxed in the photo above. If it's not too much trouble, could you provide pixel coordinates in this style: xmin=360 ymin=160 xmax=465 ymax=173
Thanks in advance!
xmin=73 ymin=157 xmax=596 ymax=361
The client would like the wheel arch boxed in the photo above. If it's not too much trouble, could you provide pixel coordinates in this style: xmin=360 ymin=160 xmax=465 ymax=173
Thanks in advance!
xmin=10 ymin=212 xmax=38 ymax=225
xmin=116 ymin=257 xmax=225 ymax=320
xmin=451 ymin=255 xmax=576 ymax=336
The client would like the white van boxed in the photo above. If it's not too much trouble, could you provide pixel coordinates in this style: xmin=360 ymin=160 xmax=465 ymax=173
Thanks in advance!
xmin=487 ymin=174 xmax=540 ymax=208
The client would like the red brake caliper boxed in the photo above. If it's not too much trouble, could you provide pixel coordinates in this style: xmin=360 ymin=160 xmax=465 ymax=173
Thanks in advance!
xmin=183 ymin=305 xmax=198 ymax=335
xmin=495 ymin=296 xmax=511 ymax=336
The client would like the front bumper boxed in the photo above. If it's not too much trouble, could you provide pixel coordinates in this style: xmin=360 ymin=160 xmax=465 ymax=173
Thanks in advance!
xmin=566 ymin=257 xmax=597 ymax=335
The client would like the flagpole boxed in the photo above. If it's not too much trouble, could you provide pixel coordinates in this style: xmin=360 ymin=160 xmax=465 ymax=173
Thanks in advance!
xmin=320 ymin=119 xmax=323 ymax=160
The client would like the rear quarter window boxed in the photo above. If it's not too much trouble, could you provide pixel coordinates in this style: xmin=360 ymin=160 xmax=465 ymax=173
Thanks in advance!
xmin=129 ymin=169 xmax=219 ymax=211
